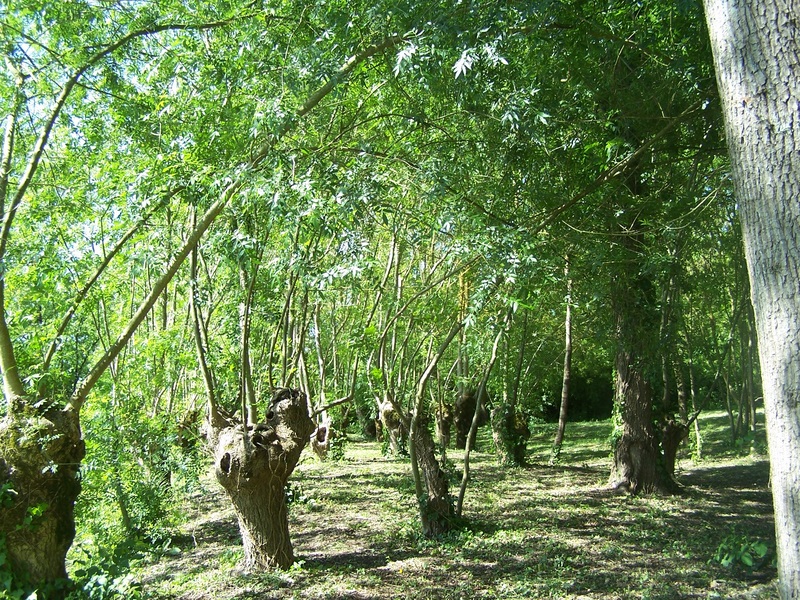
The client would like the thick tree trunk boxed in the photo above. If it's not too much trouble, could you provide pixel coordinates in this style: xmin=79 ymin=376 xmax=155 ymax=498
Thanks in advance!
xmin=491 ymin=403 xmax=530 ymax=467
xmin=378 ymin=398 xmax=406 ymax=455
xmin=453 ymin=389 xmax=488 ymax=450
xmin=704 ymin=2 xmax=800 ymax=596
xmin=212 ymin=388 xmax=314 ymax=570
xmin=0 ymin=408 xmax=84 ymax=588
xmin=410 ymin=423 xmax=452 ymax=536
xmin=609 ymin=216 xmax=677 ymax=494
xmin=492 ymin=312 xmax=529 ymax=466
xmin=610 ymin=348 xmax=675 ymax=493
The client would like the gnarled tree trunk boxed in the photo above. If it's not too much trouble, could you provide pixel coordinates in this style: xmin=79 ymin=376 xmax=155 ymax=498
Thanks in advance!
xmin=609 ymin=214 xmax=677 ymax=495
xmin=410 ymin=421 xmax=452 ymax=537
xmin=0 ymin=408 xmax=84 ymax=587
xmin=491 ymin=403 xmax=530 ymax=467
xmin=378 ymin=398 xmax=406 ymax=455
xmin=212 ymin=388 xmax=314 ymax=570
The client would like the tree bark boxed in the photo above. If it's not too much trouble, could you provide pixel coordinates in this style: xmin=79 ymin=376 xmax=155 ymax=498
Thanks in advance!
xmin=410 ymin=423 xmax=452 ymax=536
xmin=610 ymin=345 xmax=671 ymax=493
xmin=408 ymin=321 xmax=462 ymax=536
xmin=704 ymin=2 xmax=800 ymax=596
xmin=492 ymin=311 xmax=530 ymax=467
xmin=551 ymin=258 xmax=572 ymax=464
xmin=212 ymin=388 xmax=314 ymax=570
xmin=609 ymin=218 xmax=677 ymax=494
xmin=0 ymin=408 xmax=84 ymax=586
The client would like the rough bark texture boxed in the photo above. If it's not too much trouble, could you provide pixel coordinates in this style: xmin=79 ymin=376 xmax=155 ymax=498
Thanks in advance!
xmin=378 ymin=399 xmax=406 ymax=455
xmin=435 ymin=401 xmax=452 ymax=451
xmin=704 ymin=2 xmax=800 ymax=596
xmin=661 ymin=418 xmax=689 ymax=478
xmin=454 ymin=390 xmax=488 ymax=450
xmin=213 ymin=388 xmax=314 ymax=570
xmin=0 ymin=408 xmax=84 ymax=588
xmin=411 ymin=423 xmax=452 ymax=536
xmin=609 ymin=348 xmax=672 ymax=493
xmin=609 ymin=220 xmax=677 ymax=495
xmin=491 ymin=404 xmax=530 ymax=467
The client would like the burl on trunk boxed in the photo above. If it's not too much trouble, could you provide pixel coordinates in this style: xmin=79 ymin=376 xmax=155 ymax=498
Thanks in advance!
xmin=212 ymin=388 xmax=314 ymax=570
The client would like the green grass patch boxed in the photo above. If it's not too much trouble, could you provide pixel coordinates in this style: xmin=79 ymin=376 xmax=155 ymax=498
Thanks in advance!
xmin=116 ymin=411 xmax=776 ymax=599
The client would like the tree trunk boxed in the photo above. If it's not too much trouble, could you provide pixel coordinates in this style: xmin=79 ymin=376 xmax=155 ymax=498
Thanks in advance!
xmin=0 ymin=408 xmax=84 ymax=588
xmin=408 ymin=321 xmax=462 ymax=536
xmin=212 ymin=388 xmax=314 ymax=570
xmin=453 ymin=389 xmax=488 ymax=450
xmin=492 ymin=311 xmax=529 ymax=466
xmin=610 ymin=347 xmax=674 ymax=493
xmin=609 ymin=216 xmax=676 ymax=494
xmin=551 ymin=261 xmax=572 ymax=464
xmin=410 ymin=423 xmax=452 ymax=537
xmin=704 ymin=2 xmax=800 ymax=596
xmin=378 ymin=397 xmax=406 ymax=455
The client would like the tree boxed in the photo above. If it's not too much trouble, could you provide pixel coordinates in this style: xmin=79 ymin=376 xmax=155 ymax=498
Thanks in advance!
xmin=0 ymin=1 xmax=407 ymax=588
xmin=703 ymin=1 xmax=800 ymax=597
xmin=550 ymin=257 xmax=573 ymax=464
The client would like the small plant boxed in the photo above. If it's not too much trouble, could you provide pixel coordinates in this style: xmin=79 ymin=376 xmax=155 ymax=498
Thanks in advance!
xmin=68 ymin=540 xmax=143 ymax=600
xmin=712 ymin=534 xmax=770 ymax=570
xmin=327 ymin=432 xmax=347 ymax=461
xmin=284 ymin=482 xmax=315 ymax=508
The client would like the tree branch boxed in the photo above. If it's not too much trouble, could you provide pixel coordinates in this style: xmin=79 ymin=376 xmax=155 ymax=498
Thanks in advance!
xmin=0 ymin=19 xmax=236 ymax=265
xmin=66 ymin=33 xmax=403 ymax=413
xmin=531 ymin=99 xmax=705 ymax=235
xmin=41 ymin=189 xmax=179 ymax=377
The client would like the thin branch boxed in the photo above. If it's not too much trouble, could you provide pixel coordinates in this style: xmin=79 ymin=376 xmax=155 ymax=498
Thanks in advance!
xmin=65 ymin=32 xmax=405 ymax=413
xmin=409 ymin=319 xmax=465 ymax=501
xmin=0 ymin=79 xmax=25 ymax=402
xmin=531 ymin=99 xmax=705 ymax=235
xmin=0 ymin=19 xmax=236 ymax=264
xmin=378 ymin=256 xmax=479 ymax=343
xmin=190 ymin=207 xmax=220 ymax=427
xmin=250 ymin=35 xmax=407 ymax=167
xmin=69 ymin=187 xmax=236 ymax=412
xmin=457 ymin=310 xmax=510 ymax=516
xmin=41 ymin=190 xmax=179 ymax=375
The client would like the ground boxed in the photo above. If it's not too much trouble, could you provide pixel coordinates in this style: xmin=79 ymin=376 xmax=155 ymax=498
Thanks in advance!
xmin=132 ymin=411 xmax=777 ymax=599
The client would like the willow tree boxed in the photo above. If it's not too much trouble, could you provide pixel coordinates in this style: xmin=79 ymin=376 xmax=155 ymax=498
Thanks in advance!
xmin=704 ymin=1 xmax=800 ymax=596
xmin=0 ymin=1 xmax=407 ymax=590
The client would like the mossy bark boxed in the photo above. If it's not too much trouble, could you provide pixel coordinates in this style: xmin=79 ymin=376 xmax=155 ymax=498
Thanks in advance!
xmin=0 ymin=408 xmax=84 ymax=589
xmin=491 ymin=404 xmax=529 ymax=467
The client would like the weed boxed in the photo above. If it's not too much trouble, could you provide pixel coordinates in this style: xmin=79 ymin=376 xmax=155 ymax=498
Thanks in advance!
xmin=68 ymin=540 xmax=143 ymax=600
xmin=712 ymin=534 xmax=771 ymax=570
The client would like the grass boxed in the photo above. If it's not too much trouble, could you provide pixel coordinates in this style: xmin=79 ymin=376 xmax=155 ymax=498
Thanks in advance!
xmin=127 ymin=410 xmax=777 ymax=599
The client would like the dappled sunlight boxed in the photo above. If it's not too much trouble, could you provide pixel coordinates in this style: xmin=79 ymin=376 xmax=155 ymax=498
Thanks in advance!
xmin=135 ymin=415 xmax=777 ymax=599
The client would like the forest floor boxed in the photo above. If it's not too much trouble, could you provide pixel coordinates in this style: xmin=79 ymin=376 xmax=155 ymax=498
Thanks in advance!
xmin=132 ymin=411 xmax=778 ymax=599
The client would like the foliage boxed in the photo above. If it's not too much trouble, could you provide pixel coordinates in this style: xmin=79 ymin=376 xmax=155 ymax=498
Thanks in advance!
xmin=67 ymin=541 xmax=144 ymax=600
xmin=325 ymin=431 xmax=348 ymax=462
xmin=712 ymin=534 xmax=771 ymax=570
xmin=0 ymin=0 xmax=768 ymax=587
